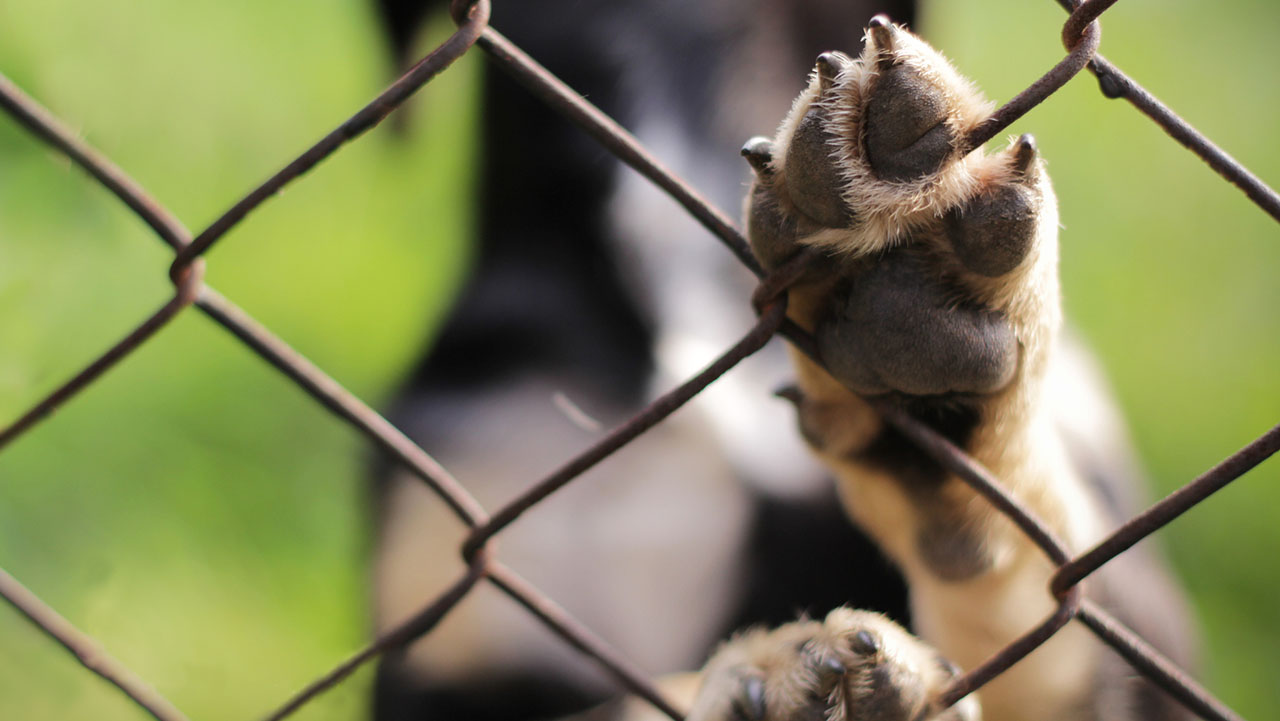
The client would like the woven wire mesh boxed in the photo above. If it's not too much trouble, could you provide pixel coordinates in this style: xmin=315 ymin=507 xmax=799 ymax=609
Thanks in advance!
xmin=1 ymin=0 xmax=1277 ymax=719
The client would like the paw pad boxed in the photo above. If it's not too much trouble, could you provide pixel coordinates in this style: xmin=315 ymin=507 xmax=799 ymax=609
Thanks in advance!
xmin=944 ymin=135 xmax=1043 ymax=278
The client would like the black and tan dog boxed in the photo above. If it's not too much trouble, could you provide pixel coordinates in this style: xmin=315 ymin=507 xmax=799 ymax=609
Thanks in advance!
xmin=371 ymin=5 xmax=1196 ymax=719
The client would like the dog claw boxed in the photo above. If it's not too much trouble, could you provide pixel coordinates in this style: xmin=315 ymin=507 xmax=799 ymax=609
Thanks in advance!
xmin=734 ymin=676 xmax=767 ymax=721
xmin=816 ymin=52 xmax=843 ymax=91
xmin=742 ymin=137 xmax=775 ymax=178
xmin=1012 ymin=134 xmax=1038 ymax=175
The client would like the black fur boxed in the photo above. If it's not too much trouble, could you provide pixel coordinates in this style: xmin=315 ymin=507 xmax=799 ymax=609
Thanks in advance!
xmin=369 ymin=1 xmax=919 ymax=719
xmin=731 ymin=487 xmax=909 ymax=631
xmin=374 ymin=666 xmax=600 ymax=721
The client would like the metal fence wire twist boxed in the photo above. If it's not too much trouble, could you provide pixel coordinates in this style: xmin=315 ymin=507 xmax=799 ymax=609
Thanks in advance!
xmin=1 ymin=0 xmax=1278 ymax=720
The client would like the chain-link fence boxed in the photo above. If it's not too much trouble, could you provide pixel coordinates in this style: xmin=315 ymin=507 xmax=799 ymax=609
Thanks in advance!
xmin=2 ymin=0 xmax=1277 ymax=719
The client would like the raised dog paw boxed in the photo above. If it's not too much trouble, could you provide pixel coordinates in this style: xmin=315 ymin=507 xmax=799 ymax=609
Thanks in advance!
xmin=738 ymin=5 xmax=1071 ymax=676
xmin=740 ymin=20 xmax=1064 ymax=593
xmin=728 ymin=16 xmax=1190 ymax=721
xmin=686 ymin=608 xmax=979 ymax=721
xmin=743 ymin=16 xmax=997 ymax=266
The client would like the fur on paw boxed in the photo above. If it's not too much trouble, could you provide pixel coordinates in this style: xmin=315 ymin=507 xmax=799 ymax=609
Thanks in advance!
xmin=743 ymin=16 xmax=995 ymax=264
xmin=686 ymin=608 xmax=979 ymax=721
xmin=744 ymin=16 xmax=1060 ymax=404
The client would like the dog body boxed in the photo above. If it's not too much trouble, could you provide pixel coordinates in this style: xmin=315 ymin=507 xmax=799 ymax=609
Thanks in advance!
xmin=676 ymin=20 xmax=1197 ymax=721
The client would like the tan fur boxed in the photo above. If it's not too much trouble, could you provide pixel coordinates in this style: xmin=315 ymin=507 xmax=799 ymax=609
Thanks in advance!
xmin=767 ymin=21 xmax=1111 ymax=721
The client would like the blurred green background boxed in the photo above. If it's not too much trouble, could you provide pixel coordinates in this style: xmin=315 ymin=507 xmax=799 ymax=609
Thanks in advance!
xmin=0 ymin=0 xmax=1275 ymax=719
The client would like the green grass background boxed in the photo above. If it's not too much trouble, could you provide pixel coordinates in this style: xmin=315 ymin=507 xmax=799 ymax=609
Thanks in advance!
xmin=0 ymin=0 xmax=1275 ymax=719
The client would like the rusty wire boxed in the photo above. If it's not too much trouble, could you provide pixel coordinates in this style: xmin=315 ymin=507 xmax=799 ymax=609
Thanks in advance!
xmin=1 ymin=0 xmax=1277 ymax=720
xmin=261 ymin=554 xmax=491 ymax=721
xmin=0 ymin=567 xmax=191 ymax=721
